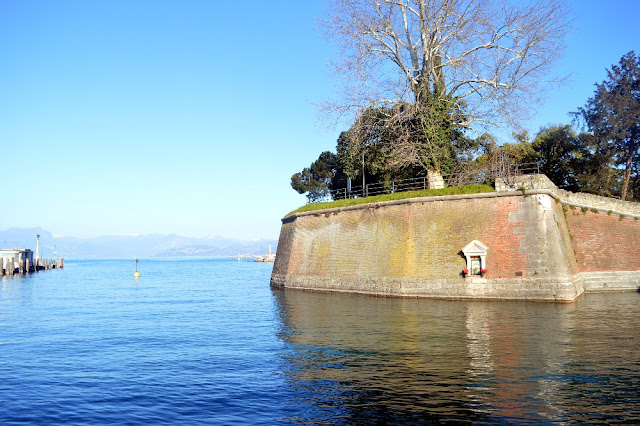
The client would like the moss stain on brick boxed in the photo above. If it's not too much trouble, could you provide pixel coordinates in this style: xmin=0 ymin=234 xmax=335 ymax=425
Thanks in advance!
xmin=283 ymin=192 xmax=640 ymax=285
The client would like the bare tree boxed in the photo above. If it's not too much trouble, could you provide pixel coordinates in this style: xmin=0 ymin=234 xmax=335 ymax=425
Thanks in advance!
xmin=323 ymin=0 xmax=570 ymax=173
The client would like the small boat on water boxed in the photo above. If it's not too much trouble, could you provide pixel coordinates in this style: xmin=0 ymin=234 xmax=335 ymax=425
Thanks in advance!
xmin=254 ymin=244 xmax=276 ymax=263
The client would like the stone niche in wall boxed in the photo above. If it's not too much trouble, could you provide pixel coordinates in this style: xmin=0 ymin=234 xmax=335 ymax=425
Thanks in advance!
xmin=462 ymin=240 xmax=488 ymax=276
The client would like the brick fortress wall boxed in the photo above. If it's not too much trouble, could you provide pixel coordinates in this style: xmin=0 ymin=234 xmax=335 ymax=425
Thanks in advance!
xmin=563 ymin=208 xmax=640 ymax=291
xmin=272 ymin=174 xmax=640 ymax=300
xmin=502 ymin=174 xmax=640 ymax=292
xmin=565 ymin=209 xmax=640 ymax=272
xmin=276 ymin=196 xmax=527 ymax=280
xmin=272 ymin=192 xmax=583 ymax=301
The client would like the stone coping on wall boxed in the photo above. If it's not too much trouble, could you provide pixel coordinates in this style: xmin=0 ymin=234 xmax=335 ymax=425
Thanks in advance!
xmin=283 ymin=189 xmax=546 ymax=221
xmin=497 ymin=174 xmax=640 ymax=217
xmin=559 ymin=190 xmax=640 ymax=217
xmin=283 ymin=188 xmax=640 ymax=222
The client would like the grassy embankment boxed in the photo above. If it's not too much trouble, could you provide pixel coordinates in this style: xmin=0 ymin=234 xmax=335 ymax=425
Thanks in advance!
xmin=287 ymin=184 xmax=495 ymax=216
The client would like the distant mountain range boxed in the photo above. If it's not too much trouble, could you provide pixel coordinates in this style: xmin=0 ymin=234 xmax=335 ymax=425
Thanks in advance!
xmin=0 ymin=227 xmax=277 ymax=259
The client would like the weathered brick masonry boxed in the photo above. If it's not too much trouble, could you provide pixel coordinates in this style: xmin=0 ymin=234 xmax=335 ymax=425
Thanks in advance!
xmin=277 ymin=196 xmax=530 ymax=280
xmin=272 ymin=178 xmax=640 ymax=301
xmin=273 ymin=192 xmax=586 ymax=301
xmin=565 ymin=209 xmax=640 ymax=272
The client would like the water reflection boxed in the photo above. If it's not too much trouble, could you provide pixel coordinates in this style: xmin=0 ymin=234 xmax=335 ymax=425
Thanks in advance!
xmin=273 ymin=289 xmax=640 ymax=424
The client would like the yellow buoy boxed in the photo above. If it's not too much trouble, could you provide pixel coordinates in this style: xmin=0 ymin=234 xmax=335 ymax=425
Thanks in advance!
xmin=134 ymin=258 xmax=140 ymax=278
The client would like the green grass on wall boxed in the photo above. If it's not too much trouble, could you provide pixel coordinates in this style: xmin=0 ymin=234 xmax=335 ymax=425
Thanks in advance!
xmin=287 ymin=184 xmax=495 ymax=216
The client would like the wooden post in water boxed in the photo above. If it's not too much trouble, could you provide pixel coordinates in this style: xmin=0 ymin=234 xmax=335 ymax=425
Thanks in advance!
xmin=26 ymin=258 xmax=30 ymax=274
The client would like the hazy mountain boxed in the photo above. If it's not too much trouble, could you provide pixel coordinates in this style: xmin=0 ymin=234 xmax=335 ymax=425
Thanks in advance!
xmin=155 ymin=242 xmax=276 ymax=257
xmin=0 ymin=228 xmax=277 ymax=258
xmin=0 ymin=227 xmax=54 ymax=251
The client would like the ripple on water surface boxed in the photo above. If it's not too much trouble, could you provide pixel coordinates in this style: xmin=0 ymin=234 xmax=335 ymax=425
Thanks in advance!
xmin=1 ymin=258 xmax=639 ymax=424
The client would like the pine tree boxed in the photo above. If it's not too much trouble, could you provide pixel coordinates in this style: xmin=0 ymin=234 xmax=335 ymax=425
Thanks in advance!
xmin=576 ymin=51 xmax=640 ymax=200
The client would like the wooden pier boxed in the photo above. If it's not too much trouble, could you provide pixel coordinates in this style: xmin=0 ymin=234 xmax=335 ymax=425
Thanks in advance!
xmin=1 ymin=257 xmax=64 ymax=276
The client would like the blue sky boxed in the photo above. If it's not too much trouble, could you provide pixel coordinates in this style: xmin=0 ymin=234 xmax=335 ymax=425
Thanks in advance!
xmin=0 ymin=0 xmax=638 ymax=240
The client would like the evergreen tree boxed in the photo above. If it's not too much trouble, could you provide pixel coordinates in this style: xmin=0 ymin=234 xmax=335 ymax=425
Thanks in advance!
xmin=290 ymin=152 xmax=347 ymax=202
xmin=532 ymin=125 xmax=585 ymax=192
xmin=575 ymin=51 xmax=640 ymax=200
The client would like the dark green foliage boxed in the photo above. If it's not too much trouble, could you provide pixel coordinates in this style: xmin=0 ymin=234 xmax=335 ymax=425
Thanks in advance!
xmin=571 ymin=132 xmax=622 ymax=197
xmin=470 ymin=131 xmax=537 ymax=180
xmin=574 ymin=51 xmax=640 ymax=200
xmin=531 ymin=125 xmax=586 ymax=192
xmin=291 ymin=151 xmax=348 ymax=202
xmin=336 ymin=96 xmax=477 ymax=186
xmin=335 ymin=114 xmax=403 ymax=187
xmin=504 ymin=124 xmax=623 ymax=197
xmin=405 ymin=90 xmax=470 ymax=174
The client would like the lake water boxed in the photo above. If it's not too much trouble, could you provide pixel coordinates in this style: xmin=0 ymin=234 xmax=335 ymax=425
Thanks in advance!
xmin=0 ymin=258 xmax=639 ymax=424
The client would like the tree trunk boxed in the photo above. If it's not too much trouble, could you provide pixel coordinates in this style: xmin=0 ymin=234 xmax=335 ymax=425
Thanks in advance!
xmin=621 ymin=151 xmax=633 ymax=201
xmin=427 ymin=169 xmax=445 ymax=189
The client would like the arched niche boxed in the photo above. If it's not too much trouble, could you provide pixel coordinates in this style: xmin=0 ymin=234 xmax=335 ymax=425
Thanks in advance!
xmin=462 ymin=240 xmax=488 ymax=276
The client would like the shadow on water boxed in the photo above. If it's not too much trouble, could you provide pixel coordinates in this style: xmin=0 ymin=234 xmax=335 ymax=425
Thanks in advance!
xmin=271 ymin=288 xmax=640 ymax=424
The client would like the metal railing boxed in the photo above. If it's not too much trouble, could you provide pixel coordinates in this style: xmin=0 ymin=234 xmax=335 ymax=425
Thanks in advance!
xmin=314 ymin=162 xmax=540 ymax=203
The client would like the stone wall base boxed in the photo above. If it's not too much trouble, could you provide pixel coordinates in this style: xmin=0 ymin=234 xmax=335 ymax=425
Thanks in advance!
xmin=271 ymin=274 xmax=588 ymax=302
xmin=580 ymin=271 xmax=640 ymax=292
